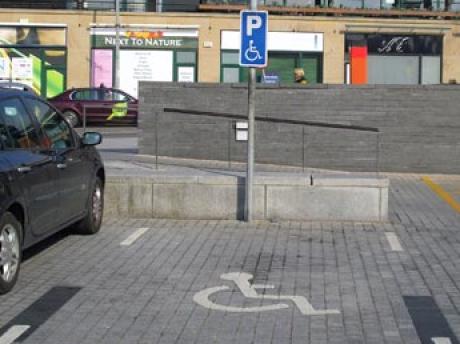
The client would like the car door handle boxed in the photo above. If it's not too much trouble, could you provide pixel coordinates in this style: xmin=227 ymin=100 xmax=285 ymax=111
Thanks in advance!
xmin=17 ymin=166 xmax=32 ymax=173
xmin=57 ymin=163 xmax=67 ymax=169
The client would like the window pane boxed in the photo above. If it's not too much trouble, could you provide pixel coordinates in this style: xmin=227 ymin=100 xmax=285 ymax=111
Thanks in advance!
xmin=301 ymin=56 xmax=320 ymax=84
xmin=176 ymin=51 xmax=196 ymax=64
xmin=112 ymin=90 xmax=128 ymax=101
xmin=25 ymin=98 xmax=73 ymax=150
xmin=223 ymin=67 xmax=240 ymax=83
xmin=0 ymin=27 xmax=66 ymax=46
xmin=333 ymin=0 xmax=363 ymax=8
xmin=421 ymin=56 xmax=440 ymax=84
xmin=44 ymin=49 xmax=66 ymax=66
xmin=73 ymin=91 xmax=85 ymax=100
xmin=0 ymin=97 xmax=42 ymax=149
xmin=222 ymin=52 xmax=239 ymax=65
xmin=73 ymin=89 xmax=99 ymax=101
xmin=368 ymin=55 xmax=419 ymax=84
xmin=266 ymin=54 xmax=296 ymax=83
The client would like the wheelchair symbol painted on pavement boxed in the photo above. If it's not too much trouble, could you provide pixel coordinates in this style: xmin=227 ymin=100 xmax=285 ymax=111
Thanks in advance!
xmin=244 ymin=40 xmax=262 ymax=62
xmin=193 ymin=272 xmax=340 ymax=316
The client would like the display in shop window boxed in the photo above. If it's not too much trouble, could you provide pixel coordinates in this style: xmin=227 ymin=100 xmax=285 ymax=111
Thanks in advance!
xmin=0 ymin=26 xmax=67 ymax=97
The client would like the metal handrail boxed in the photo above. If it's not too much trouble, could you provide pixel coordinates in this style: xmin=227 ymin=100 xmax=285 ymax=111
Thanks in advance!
xmin=164 ymin=107 xmax=379 ymax=133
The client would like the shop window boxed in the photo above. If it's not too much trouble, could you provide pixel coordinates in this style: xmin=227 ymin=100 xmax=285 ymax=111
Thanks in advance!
xmin=0 ymin=26 xmax=67 ymax=97
xmin=175 ymin=51 xmax=197 ymax=83
xmin=223 ymin=68 xmax=240 ymax=83
xmin=90 ymin=28 xmax=198 ymax=94
xmin=176 ymin=51 xmax=196 ymax=64
xmin=222 ymin=51 xmax=239 ymax=65
xmin=346 ymin=34 xmax=442 ymax=85
xmin=221 ymin=51 xmax=322 ymax=84
xmin=368 ymin=56 xmax=419 ymax=84
xmin=421 ymin=56 xmax=441 ymax=85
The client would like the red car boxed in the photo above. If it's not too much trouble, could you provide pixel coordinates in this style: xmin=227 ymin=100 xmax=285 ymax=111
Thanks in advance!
xmin=49 ymin=87 xmax=138 ymax=127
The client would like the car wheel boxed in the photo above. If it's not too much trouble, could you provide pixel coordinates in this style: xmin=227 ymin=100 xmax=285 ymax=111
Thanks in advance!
xmin=0 ymin=212 xmax=22 ymax=295
xmin=63 ymin=110 xmax=80 ymax=127
xmin=74 ymin=177 xmax=104 ymax=235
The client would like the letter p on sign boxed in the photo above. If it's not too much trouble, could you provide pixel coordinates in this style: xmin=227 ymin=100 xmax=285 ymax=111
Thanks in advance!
xmin=247 ymin=16 xmax=262 ymax=36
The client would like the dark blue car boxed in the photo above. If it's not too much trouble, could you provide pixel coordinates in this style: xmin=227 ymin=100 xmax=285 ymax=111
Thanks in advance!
xmin=0 ymin=88 xmax=105 ymax=294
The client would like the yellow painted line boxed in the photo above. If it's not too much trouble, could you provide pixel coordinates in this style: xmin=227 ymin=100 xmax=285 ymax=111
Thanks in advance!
xmin=422 ymin=176 xmax=460 ymax=213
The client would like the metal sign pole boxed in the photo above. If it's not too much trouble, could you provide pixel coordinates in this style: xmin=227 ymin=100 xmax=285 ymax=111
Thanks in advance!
xmin=245 ymin=0 xmax=258 ymax=223
xmin=114 ymin=0 xmax=120 ymax=89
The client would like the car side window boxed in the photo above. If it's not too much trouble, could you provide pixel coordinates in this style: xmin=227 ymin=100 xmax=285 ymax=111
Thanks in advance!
xmin=0 ymin=97 xmax=42 ymax=150
xmin=24 ymin=98 xmax=74 ymax=150
xmin=73 ymin=90 xmax=99 ymax=101
xmin=112 ymin=90 xmax=128 ymax=101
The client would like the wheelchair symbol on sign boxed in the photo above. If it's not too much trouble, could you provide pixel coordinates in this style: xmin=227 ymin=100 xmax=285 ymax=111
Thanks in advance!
xmin=244 ymin=40 xmax=262 ymax=62
xmin=193 ymin=272 xmax=340 ymax=316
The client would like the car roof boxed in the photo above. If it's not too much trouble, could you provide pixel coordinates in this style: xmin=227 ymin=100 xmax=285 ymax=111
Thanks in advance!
xmin=0 ymin=88 xmax=42 ymax=101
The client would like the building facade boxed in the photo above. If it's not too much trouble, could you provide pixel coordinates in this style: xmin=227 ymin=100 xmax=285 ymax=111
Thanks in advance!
xmin=0 ymin=5 xmax=459 ymax=97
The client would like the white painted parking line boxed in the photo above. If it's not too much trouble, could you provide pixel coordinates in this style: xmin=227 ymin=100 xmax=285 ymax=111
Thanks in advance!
xmin=432 ymin=338 xmax=453 ymax=344
xmin=120 ymin=228 xmax=149 ymax=246
xmin=385 ymin=232 xmax=404 ymax=252
xmin=0 ymin=325 xmax=30 ymax=344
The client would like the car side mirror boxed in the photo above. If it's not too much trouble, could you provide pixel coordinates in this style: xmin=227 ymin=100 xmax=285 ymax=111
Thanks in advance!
xmin=82 ymin=132 xmax=102 ymax=146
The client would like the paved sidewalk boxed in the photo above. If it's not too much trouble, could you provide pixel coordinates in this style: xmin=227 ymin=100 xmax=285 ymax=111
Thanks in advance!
xmin=0 ymin=174 xmax=459 ymax=344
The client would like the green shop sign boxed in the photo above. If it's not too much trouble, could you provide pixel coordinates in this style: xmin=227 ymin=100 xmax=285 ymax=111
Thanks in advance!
xmin=92 ymin=35 xmax=198 ymax=49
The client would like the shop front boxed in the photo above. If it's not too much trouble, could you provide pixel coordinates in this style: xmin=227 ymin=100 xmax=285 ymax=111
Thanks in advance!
xmin=220 ymin=31 xmax=323 ymax=84
xmin=0 ymin=24 xmax=67 ymax=98
xmin=345 ymin=33 xmax=442 ymax=84
xmin=90 ymin=26 xmax=198 ymax=97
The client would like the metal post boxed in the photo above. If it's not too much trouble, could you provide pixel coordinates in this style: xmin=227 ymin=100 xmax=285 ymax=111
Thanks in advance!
xmin=302 ymin=126 xmax=305 ymax=173
xmin=114 ymin=0 xmax=120 ymax=89
xmin=228 ymin=120 xmax=232 ymax=169
xmin=83 ymin=105 xmax=87 ymax=133
xmin=155 ymin=112 xmax=159 ymax=170
xmin=244 ymin=0 xmax=258 ymax=222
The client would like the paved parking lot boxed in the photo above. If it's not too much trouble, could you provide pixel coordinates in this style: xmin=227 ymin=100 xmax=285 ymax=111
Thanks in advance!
xmin=0 ymin=174 xmax=460 ymax=344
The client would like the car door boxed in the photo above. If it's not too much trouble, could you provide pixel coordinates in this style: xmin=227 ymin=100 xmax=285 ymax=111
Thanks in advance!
xmin=24 ymin=97 xmax=91 ymax=226
xmin=0 ymin=96 xmax=59 ymax=237
xmin=111 ymin=89 xmax=137 ymax=124
xmin=72 ymin=89 xmax=102 ymax=125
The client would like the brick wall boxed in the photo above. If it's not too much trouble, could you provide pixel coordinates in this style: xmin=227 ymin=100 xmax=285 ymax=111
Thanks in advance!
xmin=139 ymin=83 xmax=460 ymax=173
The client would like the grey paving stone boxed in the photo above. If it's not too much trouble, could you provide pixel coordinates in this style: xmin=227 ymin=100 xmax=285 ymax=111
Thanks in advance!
xmin=0 ymin=174 xmax=459 ymax=343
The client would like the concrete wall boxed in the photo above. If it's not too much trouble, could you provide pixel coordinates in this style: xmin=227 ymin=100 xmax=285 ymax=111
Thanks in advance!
xmin=139 ymin=83 xmax=460 ymax=174
xmin=104 ymin=174 xmax=389 ymax=221
xmin=1 ymin=8 xmax=460 ymax=87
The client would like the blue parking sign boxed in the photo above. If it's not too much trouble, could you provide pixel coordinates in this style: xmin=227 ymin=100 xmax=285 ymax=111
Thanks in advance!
xmin=239 ymin=10 xmax=268 ymax=68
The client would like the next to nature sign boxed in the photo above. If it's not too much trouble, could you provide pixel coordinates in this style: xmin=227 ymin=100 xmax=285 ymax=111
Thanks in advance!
xmin=92 ymin=30 xmax=198 ymax=49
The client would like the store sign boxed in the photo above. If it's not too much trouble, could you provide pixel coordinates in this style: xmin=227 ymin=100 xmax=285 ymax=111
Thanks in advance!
xmin=92 ymin=30 xmax=198 ymax=49
xmin=377 ymin=37 xmax=410 ymax=53
xmin=366 ymin=34 xmax=442 ymax=55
